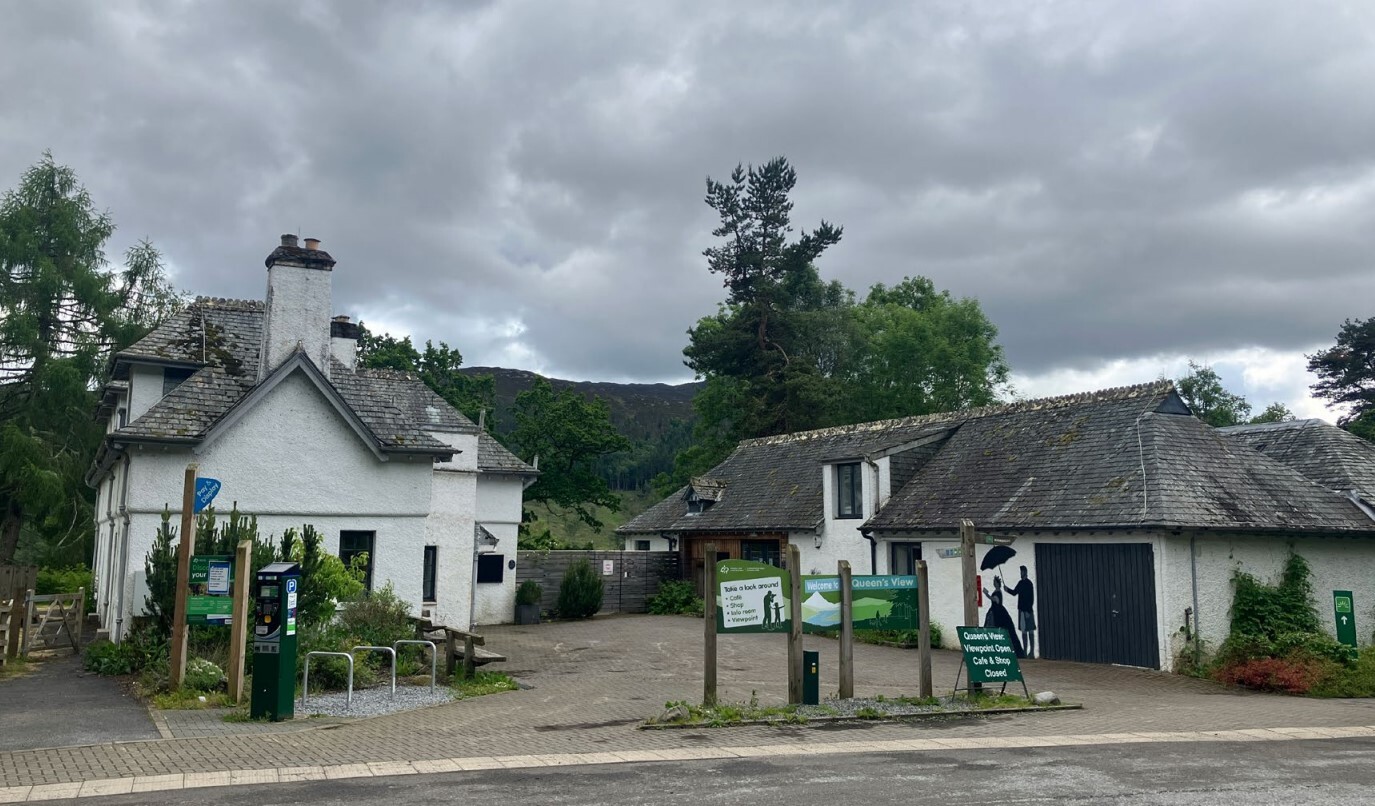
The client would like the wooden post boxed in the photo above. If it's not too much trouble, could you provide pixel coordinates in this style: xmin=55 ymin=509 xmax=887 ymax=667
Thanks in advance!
xmin=226 ymin=540 xmax=252 ymax=704
xmin=838 ymin=559 xmax=854 ymax=699
xmin=445 ymin=629 xmax=457 ymax=681
xmin=959 ymin=519 xmax=981 ymax=693
xmin=22 ymin=590 xmax=35 ymax=655
xmin=787 ymin=543 xmax=803 ymax=705
xmin=463 ymin=634 xmax=476 ymax=679
xmin=75 ymin=587 xmax=86 ymax=651
xmin=169 ymin=464 xmax=197 ymax=690
xmin=703 ymin=542 xmax=717 ymax=706
xmin=917 ymin=560 xmax=932 ymax=698
xmin=5 ymin=586 xmax=21 ymax=659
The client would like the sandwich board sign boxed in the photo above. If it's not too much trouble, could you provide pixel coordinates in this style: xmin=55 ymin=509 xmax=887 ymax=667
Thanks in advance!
xmin=955 ymin=626 xmax=1028 ymax=695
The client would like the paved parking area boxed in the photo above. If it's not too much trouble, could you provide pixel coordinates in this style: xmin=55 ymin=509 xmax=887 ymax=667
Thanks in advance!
xmin=3 ymin=614 xmax=1374 ymax=789
xmin=0 ymin=653 xmax=158 ymax=753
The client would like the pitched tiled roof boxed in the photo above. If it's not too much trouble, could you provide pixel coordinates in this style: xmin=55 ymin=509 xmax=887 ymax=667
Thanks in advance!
xmin=477 ymin=432 xmax=536 ymax=475
xmin=623 ymin=381 xmax=1375 ymax=537
xmin=107 ymin=297 xmax=510 ymax=462
xmin=618 ymin=415 xmax=964 ymax=535
xmin=1220 ymin=419 xmax=1375 ymax=502
xmin=866 ymin=385 xmax=1375 ymax=534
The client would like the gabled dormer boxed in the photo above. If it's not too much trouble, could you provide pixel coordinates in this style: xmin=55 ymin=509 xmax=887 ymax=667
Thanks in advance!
xmin=684 ymin=476 xmax=725 ymax=515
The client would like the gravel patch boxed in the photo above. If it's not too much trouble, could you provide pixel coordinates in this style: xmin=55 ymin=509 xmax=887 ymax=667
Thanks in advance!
xmin=796 ymin=696 xmax=987 ymax=718
xmin=298 ymin=684 xmax=457 ymax=718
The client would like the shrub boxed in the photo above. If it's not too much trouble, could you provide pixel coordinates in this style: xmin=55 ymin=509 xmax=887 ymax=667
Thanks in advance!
xmin=144 ymin=509 xmax=179 ymax=637
xmin=35 ymin=566 xmax=92 ymax=596
xmin=183 ymin=658 xmax=224 ymax=692
xmin=647 ymin=581 xmax=703 ymax=616
xmin=338 ymin=583 xmax=413 ymax=650
xmin=516 ymin=580 xmax=542 ymax=607
xmin=1312 ymin=646 xmax=1375 ymax=698
xmin=280 ymin=524 xmax=365 ymax=628
xmin=1214 ymin=655 xmax=1332 ymax=695
xmin=84 ymin=639 xmax=136 ymax=676
xmin=557 ymin=560 xmax=603 ymax=619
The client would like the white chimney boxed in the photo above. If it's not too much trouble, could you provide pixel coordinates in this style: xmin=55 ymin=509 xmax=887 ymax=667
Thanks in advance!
xmin=331 ymin=315 xmax=361 ymax=372
xmin=260 ymin=234 xmax=335 ymax=379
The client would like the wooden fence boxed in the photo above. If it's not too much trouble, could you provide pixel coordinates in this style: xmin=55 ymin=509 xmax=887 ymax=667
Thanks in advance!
xmin=516 ymin=551 xmax=681 ymax=615
xmin=1 ymin=566 xmax=37 ymax=661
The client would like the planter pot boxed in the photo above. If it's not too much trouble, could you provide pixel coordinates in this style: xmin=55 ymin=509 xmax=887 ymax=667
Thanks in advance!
xmin=515 ymin=603 xmax=541 ymax=625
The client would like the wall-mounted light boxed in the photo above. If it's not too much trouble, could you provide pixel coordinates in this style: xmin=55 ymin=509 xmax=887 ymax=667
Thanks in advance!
xmin=814 ymin=535 xmax=823 ymax=550
xmin=476 ymin=532 xmax=499 ymax=555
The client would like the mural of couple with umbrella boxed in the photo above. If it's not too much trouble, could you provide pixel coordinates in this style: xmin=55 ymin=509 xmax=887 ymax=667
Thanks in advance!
xmin=981 ymin=544 xmax=1035 ymax=658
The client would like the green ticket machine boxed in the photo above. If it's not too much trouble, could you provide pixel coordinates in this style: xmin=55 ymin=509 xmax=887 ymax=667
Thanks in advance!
xmin=250 ymin=561 xmax=300 ymax=721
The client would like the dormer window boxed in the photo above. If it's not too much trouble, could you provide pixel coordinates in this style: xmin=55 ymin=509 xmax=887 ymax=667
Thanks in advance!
xmin=836 ymin=462 xmax=862 ymax=518
xmin=685 ymin=476 xmax=725 ymax=516
xmin=162 ymin=367 xmax=195 ymax=396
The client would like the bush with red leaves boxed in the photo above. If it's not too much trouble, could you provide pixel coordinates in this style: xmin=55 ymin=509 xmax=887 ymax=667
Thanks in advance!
xmin=1213 ymin=655 xmax=1332 ymax=695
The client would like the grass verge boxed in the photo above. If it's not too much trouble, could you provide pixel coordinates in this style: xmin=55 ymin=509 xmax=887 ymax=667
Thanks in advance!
xmin=451 ymin=670 xmax=518 ymax=698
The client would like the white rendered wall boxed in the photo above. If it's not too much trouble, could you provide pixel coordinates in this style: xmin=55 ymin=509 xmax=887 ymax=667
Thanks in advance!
xmin=113 ymin=370 xmax=436 ymax=639
xmin=799 ymin=460 xmax=882 ymax=575
xmin=425 ymin=468 xmax=478 ymax=628
xmin=1159 ymin=532 xmax=1375 ymax=666
xmin=624 ymin=535 xmax=672 ymax=551
xmin=875 ymin=530 xmax=1172 ymax=668
xmin=126 ymin=365 xmax=164 ymax=423
xmin=260 ymin=264 xmax=332 ymax=376
xmin=472 ymin=474 xmax=525 ymax=625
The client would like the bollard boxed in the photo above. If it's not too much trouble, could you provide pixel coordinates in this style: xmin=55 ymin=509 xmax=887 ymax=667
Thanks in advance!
xmin=803 ymin=650 xmax=819 ymax=706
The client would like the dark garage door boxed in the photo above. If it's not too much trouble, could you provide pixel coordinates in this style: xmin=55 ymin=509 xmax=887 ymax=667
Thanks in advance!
xmin=1035 ymin=543 xmax=1160 ymax=668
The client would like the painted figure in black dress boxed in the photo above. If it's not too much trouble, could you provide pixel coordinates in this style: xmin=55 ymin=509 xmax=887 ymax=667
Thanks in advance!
xmin=983 ymin=576 xmax=1026 ymax=658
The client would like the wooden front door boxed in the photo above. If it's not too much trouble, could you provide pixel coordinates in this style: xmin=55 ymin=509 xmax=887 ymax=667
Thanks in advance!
xmin=684 ymin=535 xmax=787 ymax=595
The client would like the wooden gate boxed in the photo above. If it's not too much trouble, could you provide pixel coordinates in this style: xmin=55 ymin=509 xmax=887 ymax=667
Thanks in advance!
xmin=23 ymin=589 xmax=85 ymax=654
xmin=1 ymin=565 xmax=38 ymax=661
xmin=1035 ymin=543 xmax=1160 ymax=668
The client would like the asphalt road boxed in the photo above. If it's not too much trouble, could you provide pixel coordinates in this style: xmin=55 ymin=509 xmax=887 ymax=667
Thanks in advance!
xmin=83 ymin=737 xmax=1375 ymax=805
xmin=0 ymin=654 xmax=158 ymax=752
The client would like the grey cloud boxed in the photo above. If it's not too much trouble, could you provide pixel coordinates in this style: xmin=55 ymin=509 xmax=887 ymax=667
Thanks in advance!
xmin=2 ymin=0 xmax=1373 ymax=388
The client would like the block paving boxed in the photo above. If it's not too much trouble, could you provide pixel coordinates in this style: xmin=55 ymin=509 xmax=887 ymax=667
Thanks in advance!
xmin=3 ymin=614 xmax=1375 ymax=795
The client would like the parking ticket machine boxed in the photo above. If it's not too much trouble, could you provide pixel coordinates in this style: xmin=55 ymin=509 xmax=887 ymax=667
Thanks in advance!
xmin=250 ymin=561 xmax=300 ymax=721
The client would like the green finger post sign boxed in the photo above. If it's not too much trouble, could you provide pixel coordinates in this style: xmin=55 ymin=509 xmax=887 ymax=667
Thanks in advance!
xmin=1334 ymin=590 xmax=1357 ymax=648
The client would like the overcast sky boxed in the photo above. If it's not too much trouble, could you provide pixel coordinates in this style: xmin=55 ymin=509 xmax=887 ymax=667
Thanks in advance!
xmin=4 ymin=1 xmax=1373 ymax=420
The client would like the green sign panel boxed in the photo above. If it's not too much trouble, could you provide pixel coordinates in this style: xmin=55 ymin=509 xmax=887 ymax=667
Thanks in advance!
xmin=716 ymin=560 xmax=791 ymax=633
xmin=1333 ymin=590 xmax=1358 ymax=648
xmin=190 ymin=555 xmax=233 ymax=594
xmin=957 ymin=626 xmax=1024 ymax=684
xmin=186 ymin=595 xmax=233 ymax=624
xmin=800 ymin=575 xmax=917 ymax=634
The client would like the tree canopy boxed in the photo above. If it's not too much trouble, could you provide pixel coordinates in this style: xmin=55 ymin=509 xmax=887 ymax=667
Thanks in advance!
xmin=1174 ymin=361 xmax=1293 ymax=429
xmin=356 ymin=325 xmax=495 ymax=425
xmin=0 ymin=153 xmax=178 ymax=565
xmin=665 ymin=157 xmax=1008 ymax=491
xmin=510 ymin=377 xmax=630 ymax=533
xmin=1308 ymin=317 xmax=1375 ymax=441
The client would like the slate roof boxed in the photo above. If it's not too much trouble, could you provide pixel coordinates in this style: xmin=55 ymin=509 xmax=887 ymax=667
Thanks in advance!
xmin=105 ymin=297 xmax=533 ymax=472
xmin=619 ymin=414 xmax=965 ymax=535
xmin=478 ymin=432 xmax=536 ymax=475
xmin=622 ymin=381 xmax=1375 ymax=537
xmin=865 ymin=383 xmax=1375 ymax=534
xmin=1220 ymin=419 xmax=1375 ymax=502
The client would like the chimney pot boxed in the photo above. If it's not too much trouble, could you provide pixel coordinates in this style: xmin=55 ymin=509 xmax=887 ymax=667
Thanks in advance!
xmin=332 ymin=315 xmax=351 ymax=323
xmin=304 ymin=238 xmax=321 ymax=251
xmin=281 ymin=233 xmax=299 ymax=248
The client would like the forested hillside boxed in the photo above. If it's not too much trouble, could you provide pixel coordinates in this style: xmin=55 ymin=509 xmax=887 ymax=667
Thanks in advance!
xmin=461 ymin=367 xmax=700 ymax=492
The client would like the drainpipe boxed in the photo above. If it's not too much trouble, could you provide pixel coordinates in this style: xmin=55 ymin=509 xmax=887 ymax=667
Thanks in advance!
xmin=1189 ymin=532 xmax=1201 ymax=668
xmin=861 ymin=530 xmax=877 ymax=575
xmin=114 ymin=455 xmax=133 ymax=643
xmin=864 ymin=456 xmax=881 ymax=574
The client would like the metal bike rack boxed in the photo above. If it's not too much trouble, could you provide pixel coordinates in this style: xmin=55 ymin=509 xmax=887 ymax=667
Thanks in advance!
xmin=302 ymin=651 xmax=354 ymax=709
xmin=393 ymin=640 xmax=438 ymax=693
xmin=352 ymin=645 xmax=397 ymax=698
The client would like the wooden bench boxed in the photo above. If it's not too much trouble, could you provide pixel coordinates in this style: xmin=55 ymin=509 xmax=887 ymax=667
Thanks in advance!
xmin=411 ymin=618 xmax=506 ymax=679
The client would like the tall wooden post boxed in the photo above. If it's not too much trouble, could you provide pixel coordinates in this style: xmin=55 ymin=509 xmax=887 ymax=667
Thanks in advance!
xmin=959 ymin=519 xmax=981 ymax=694
xmin=169 ymin=464 xmax=197 ymax=690
xmin=5 ymin=587 xmax=22 ymax=660
xmin=917 ymin=560 xmax=933 ymax=698
xmin=960 ymin=519 xmax=978 ymax=628
xmin=787 ymin=543 xmax=803 ymax=704
xmin=226 ymin=539 xmax=252 ymax=704
xmin=838 ymin=559 xmax=854 ymax=699
xmin=703 ymin=542 xmax=717 ymax=707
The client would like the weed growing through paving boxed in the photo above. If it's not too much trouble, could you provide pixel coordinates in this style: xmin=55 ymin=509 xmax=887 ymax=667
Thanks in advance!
xmin=0 ymin=654 xmax=34 ymax=681
xmin=451 ymin=670 xmax=518 ymax=698
xmin=151 ymin=689 xmax=236 ymax=710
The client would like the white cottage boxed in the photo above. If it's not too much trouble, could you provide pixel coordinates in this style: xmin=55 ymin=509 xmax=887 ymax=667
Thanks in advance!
xmin=87 ymin=235 xmax=535 ymax=640
xmin=621 ymin=382 xmax=1375 ymax=670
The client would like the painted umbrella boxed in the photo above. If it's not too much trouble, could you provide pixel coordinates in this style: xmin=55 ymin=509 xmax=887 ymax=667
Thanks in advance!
xmin=979 ymin=545 xmax=1017 ymax=571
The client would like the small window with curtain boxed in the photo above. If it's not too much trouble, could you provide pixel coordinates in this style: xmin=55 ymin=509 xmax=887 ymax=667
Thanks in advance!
xmin=836 ymin=462 xmax=862 ymax=518
xmin=422 ymin=546 xmax=438 ymax=602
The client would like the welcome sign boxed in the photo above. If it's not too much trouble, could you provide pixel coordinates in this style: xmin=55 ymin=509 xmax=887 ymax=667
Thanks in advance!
xmin=800 ymin=575 xmax=918 ymax=633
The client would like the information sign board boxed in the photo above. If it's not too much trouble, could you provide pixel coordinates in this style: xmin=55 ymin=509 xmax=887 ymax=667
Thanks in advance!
xmin=800 ymin=574 xmax=917 ymax=633
xmin=716 ymin=560 xmax=790 ymax=633
xmin=956 ymin=626 xmax=1024 ymax=684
